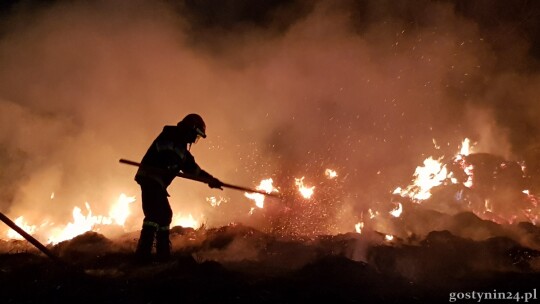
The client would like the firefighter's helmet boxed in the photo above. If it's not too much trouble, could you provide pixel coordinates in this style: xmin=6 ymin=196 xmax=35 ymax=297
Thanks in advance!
xmin=179 ymin=113 xmax=207 ymax=139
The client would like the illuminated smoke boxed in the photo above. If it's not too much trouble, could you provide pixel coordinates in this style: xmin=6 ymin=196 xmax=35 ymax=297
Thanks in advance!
xmin=0 ymin=1 xmax=539 ymax=241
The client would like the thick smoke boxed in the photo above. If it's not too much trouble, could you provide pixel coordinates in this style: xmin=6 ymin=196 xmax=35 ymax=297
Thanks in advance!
xmin=0 ymin=0 xmax=539 ymax=240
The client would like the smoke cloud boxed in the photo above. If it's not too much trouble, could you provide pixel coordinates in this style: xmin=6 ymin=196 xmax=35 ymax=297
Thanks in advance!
xmin=0 ymin=0 xmax=539 ymax=239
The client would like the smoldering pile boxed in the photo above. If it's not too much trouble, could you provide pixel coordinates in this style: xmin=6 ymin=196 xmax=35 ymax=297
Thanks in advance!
xmin=1 ymin=209 xmax=540 ymax=303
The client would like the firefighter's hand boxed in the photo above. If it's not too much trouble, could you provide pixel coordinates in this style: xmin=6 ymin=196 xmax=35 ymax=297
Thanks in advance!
xmin=208 ymin=177 xmax=223 ymax=190
xmin=167 ymin=163 xmax=180 ymax=172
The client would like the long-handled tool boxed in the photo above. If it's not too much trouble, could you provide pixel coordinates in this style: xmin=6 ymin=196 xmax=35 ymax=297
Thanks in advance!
xmin=119 ymin=159 xmax=280 ymax=198
xmin=0 ymin=212 xmax=65 ymax=265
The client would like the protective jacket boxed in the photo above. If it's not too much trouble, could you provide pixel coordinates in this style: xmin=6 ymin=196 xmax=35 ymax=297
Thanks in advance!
xmin=135 ymin=124 xmax=213 ymax=188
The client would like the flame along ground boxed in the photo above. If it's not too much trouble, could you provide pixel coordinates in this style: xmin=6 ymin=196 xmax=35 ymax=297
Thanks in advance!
xmin=3 ymin=138 xmax=539 ymax=245
xmin=2 ymin=171 xmax=324 ymax=244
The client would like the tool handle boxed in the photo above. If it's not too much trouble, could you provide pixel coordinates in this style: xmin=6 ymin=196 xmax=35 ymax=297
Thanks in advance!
xmin=119 ymin=159 xmax=280 ymax=197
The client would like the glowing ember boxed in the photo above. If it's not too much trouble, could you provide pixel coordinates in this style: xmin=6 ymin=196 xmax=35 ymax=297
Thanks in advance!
xmin=520 ymin=162 xmax=527 ymax=174
xmin=484 ymin=199 xmax=493 ymax=213
xmin=244 ymin=178 xmax=278 ymax=208
xmin=6 ymin=216 xmax=36 ymax=240
xmin=172 ymin=213 xmax=200 ymax=229
xmin=325 ymin=169 xmax=338 ymax=179
xmin=432 ymin=138 xmax=440 ymax=149
xmin=206 ymin=196 xmax=228 ymax=207
xmin=295 ymin=177 xmax=315 ymax=199
xmin=389 ymin=203 xmax=403 ymax=218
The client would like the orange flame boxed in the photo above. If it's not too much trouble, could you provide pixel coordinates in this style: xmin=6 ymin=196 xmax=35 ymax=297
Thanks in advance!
xmin=325 ymin=169 xmax=338 ymax=179
xmin=109 ymin=193 xmax=136 ymax=226
xmin=394 ymin=138 xmax=476 ymax=202
xmin=48 ymin=203 xmax=106 ymax=244
xmin=354 ymin=222 xmax=364 ymax=234
xmin=389 ymin=203 xmax=403 ymax=217
xmin=14 ymin=193 xmax=137 ymax=245
xmin=172 ymin=213 xmax=201 ymax=229
xmin=244 ymin=178 xmax=278 ymax=209
xmin=459 ymin=138 xmax=472 ymax=156
xmin=396 ymin=156 xmax=449 ymax=201
xmin=6 ymin=216 xmax=36 ymax=240
xmin=454 ymin=138 xmax=474 ymax=187
xmin=295 ymin=177 xmax=315 ymax=199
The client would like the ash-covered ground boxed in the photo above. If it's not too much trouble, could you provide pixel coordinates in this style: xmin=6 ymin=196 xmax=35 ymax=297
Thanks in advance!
xmin=2 ymin=210 xmax=540 ymax=304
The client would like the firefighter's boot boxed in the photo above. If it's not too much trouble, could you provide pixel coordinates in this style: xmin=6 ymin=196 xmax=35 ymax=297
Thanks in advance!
xmin=156 ymin=228 xmax=171 ymax=262
xmin=135 ymin=226 xmax=156 ymax=263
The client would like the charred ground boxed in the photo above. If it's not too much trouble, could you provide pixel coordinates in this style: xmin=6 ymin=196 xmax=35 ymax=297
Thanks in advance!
xmin=1 ymin=214 xmax=540 ymax=304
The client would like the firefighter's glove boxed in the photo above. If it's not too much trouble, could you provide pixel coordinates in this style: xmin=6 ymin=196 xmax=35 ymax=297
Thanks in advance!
xmin=208 ymin=177 xmax=223 ymax=190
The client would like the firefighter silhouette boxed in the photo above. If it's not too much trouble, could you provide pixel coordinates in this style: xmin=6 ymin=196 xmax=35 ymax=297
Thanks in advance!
xmin=134 ymin=114 xmax=222 ymax=262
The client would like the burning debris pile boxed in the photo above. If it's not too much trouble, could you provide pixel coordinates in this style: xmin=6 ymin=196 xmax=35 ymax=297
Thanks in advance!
xmin=1 ymin=217 xmax=540 ymax=303
xmin=1 ymin=1 xmax=540 ymax=301
xmin=1 ymin=139 xmax=540 ymax=303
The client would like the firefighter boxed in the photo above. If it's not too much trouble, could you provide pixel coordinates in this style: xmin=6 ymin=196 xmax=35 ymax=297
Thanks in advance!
xmin=134 ymin=113 xmax=222 ymax=262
